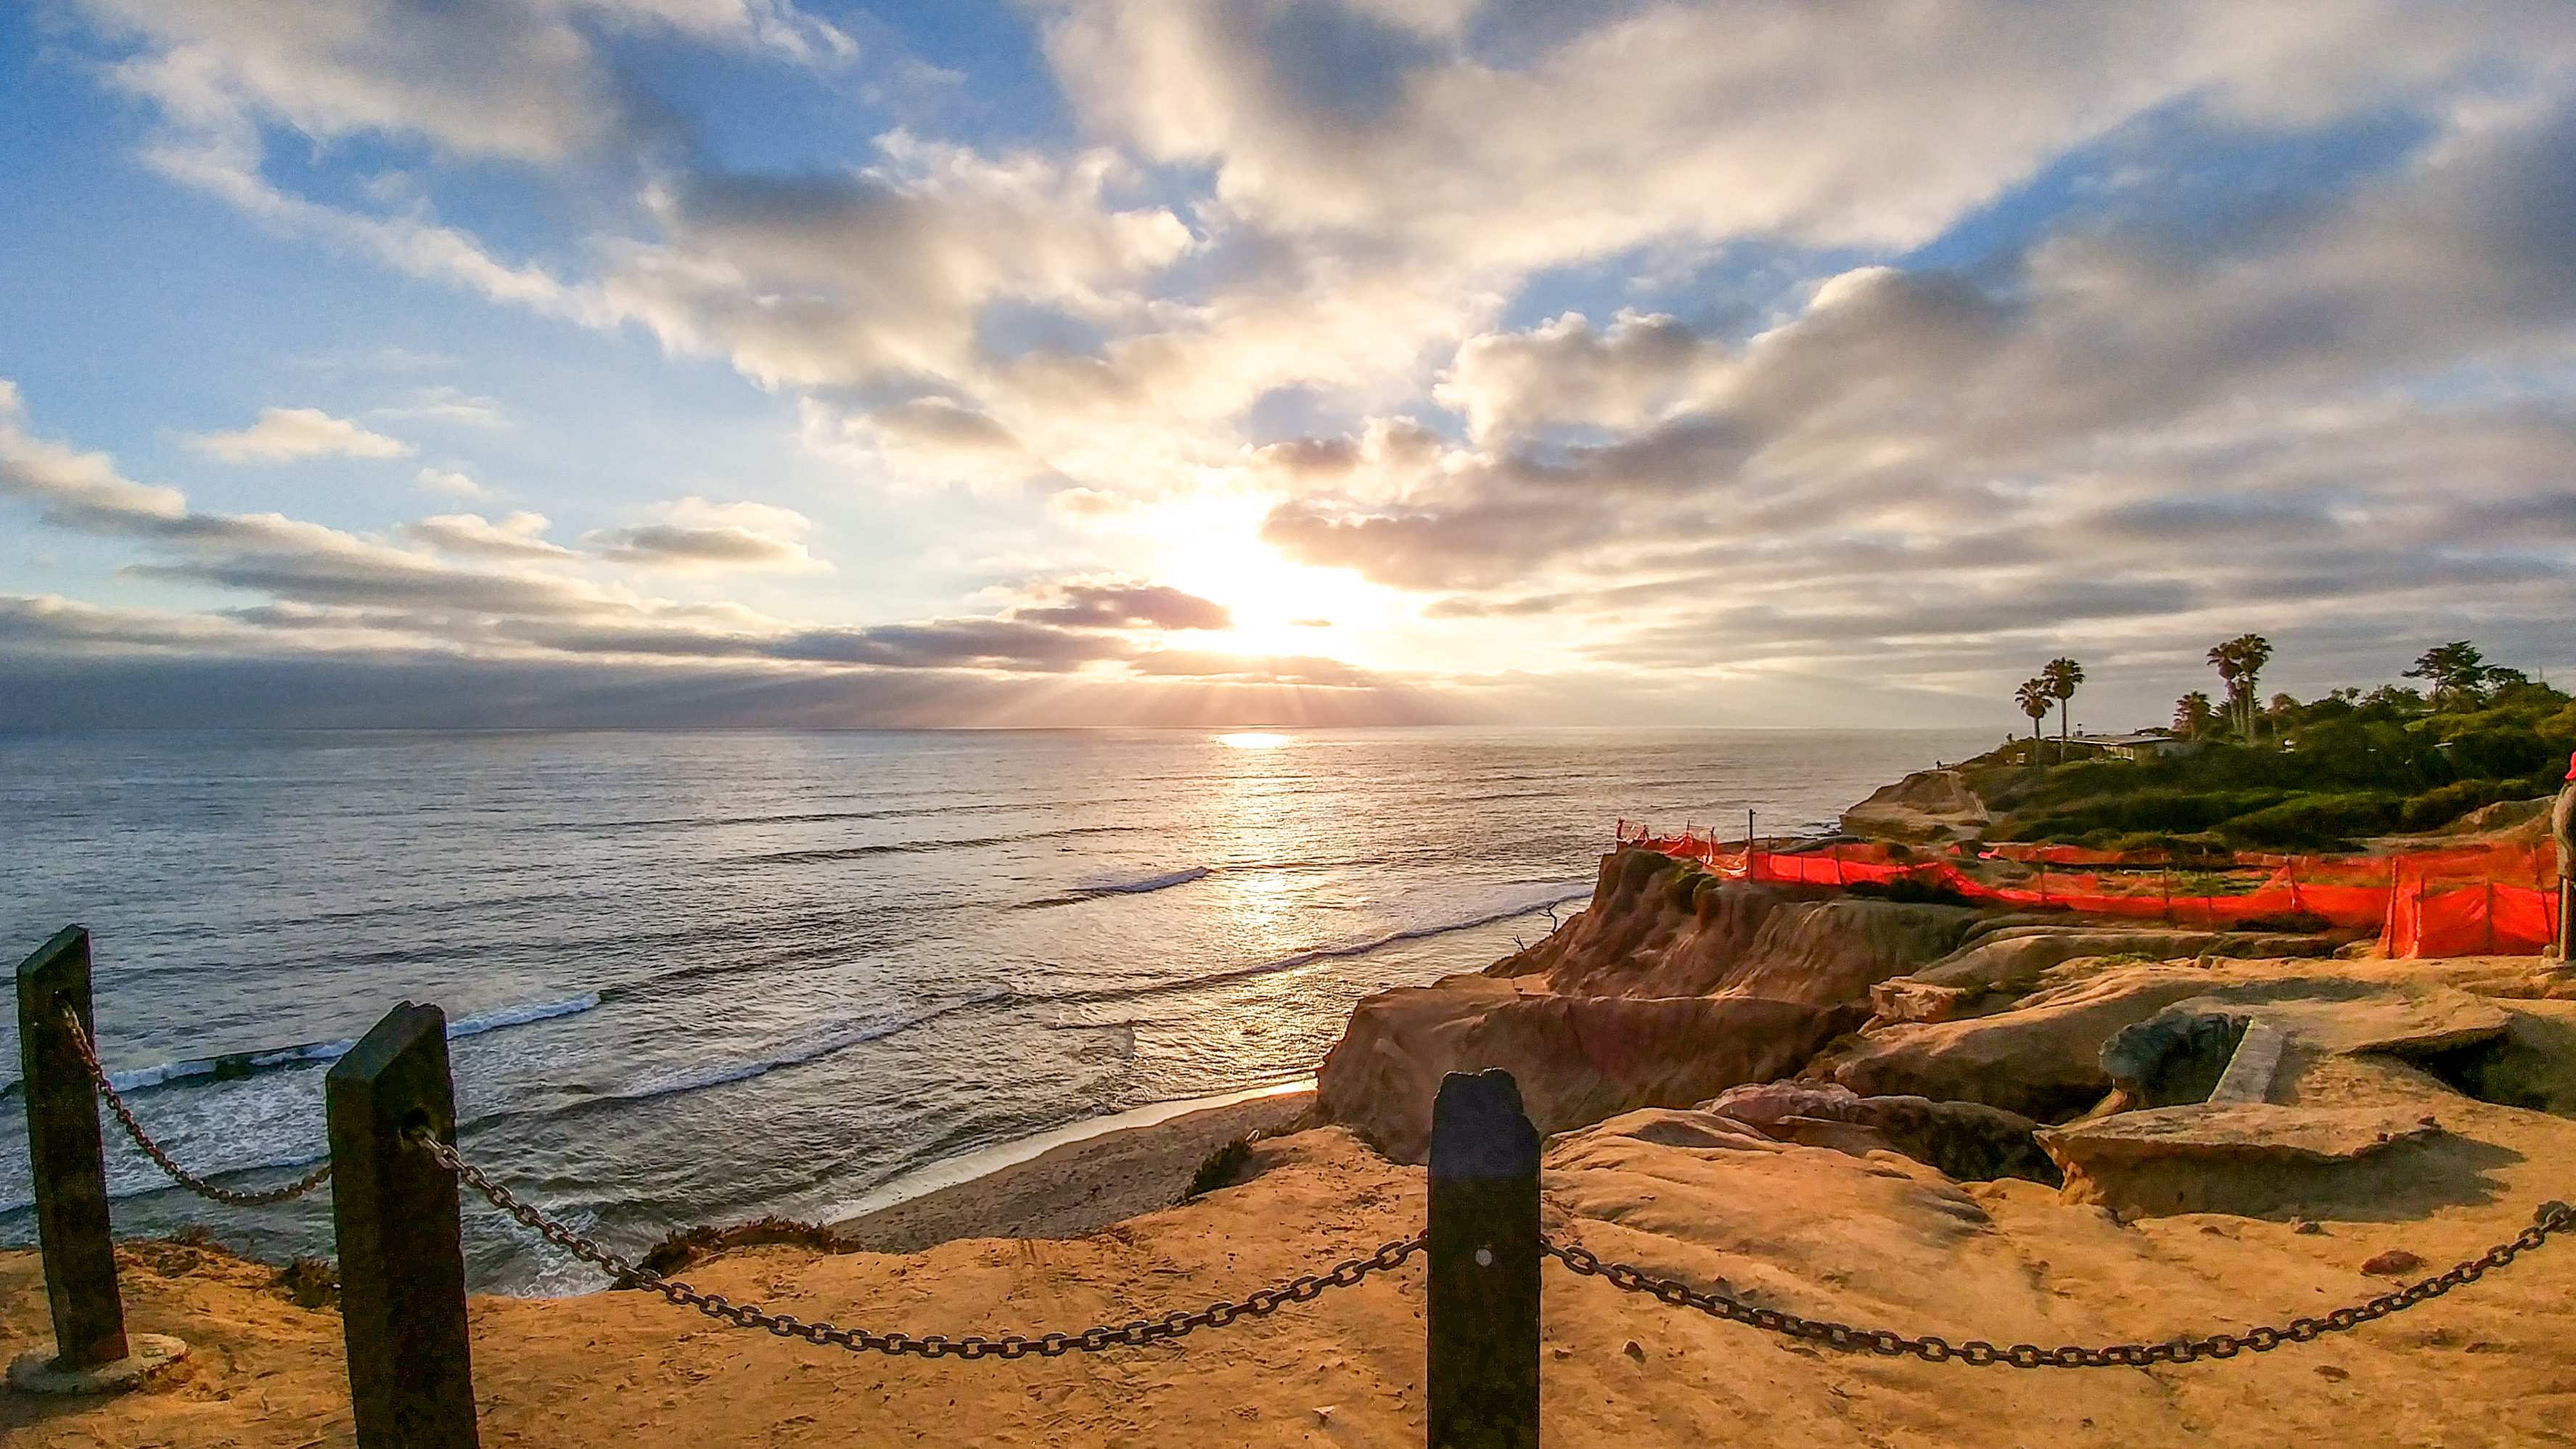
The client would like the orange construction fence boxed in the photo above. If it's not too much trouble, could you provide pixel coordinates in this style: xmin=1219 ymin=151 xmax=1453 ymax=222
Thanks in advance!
xmin=1610 ymin=822 xmax=2562 ymax=958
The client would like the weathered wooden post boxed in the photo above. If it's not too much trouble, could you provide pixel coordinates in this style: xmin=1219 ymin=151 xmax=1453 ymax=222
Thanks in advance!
xmin=10 ymin=927 xmax=188 ymax=1392
xmin=1427 ymin=1069 xmax=1540 ymax=1449
xmin=327 ymin=1003 xmax=480 ymax=1448
xmin=13 ymin=927 xmax=124 ymax=1370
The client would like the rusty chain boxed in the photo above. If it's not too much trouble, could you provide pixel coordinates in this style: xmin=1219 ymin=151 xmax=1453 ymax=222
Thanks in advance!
xmin=1543 ymin=1199 xmax=2575 ymax=1368
xmin=412 ymin=1127 xmax=1423 ymax=1358
xmin=58 ymin=1005 xmax=335 ymax=1207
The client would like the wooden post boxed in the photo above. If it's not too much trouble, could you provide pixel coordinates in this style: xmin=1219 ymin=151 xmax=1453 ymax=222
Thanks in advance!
xmin=14 ymin=926 xmax=127 ymax=1370
xmin=327 ymin=1003 xmax=480 ymax=1448
xmin=1427 ymin=1070 xmax=1540 ymax=1449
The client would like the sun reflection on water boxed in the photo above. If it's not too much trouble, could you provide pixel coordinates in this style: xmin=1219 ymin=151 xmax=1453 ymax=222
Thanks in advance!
xmin=1215 ymin=731 xmax=1292 ymax=750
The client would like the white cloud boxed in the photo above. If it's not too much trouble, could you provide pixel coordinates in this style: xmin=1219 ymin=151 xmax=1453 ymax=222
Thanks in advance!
xmin=402 ymin=512 xmax=572 ymax=559
xmin=414 ymin=467 xmax=492 ymax=499
xmin=602 ymin=138 xmax=1193 ymax=393
xmin=186 ymin=407 xmax=414 ymax=463
xmin=376 ymin=386 xmax=509 ymax=428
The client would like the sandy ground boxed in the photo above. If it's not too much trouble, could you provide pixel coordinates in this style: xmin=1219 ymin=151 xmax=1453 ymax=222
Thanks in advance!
xmin=7 ymin=1092 xmax=2574 ymax=1448
xmin=833 ymin=1091 xmax=1316 ymax=1252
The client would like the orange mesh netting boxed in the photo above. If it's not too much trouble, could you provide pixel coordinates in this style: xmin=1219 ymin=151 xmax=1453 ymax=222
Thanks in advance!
xmin=1610 ymin=822 xmax=2563 ymax=957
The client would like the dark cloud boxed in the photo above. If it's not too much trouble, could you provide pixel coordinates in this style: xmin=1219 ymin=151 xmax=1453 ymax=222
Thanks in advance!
xmin=0 ymin=652 xmax=1457 ymax=730
xmin=769 ymin=618 xmax=1128 ymax=671
xmin=1010 ymin=583 xmax=1231 ymax=630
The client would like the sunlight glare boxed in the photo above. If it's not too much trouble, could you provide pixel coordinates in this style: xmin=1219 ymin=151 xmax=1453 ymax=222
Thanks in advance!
xmin=1216 ymin=731 xmax=1292 ymax=750
xmin=1149 ymin=493 xmax=1392 ymax=656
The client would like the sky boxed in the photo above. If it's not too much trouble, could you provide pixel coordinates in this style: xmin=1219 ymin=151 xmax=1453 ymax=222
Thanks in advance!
xmin=2 ymin=1 xmax=2572 ymax=731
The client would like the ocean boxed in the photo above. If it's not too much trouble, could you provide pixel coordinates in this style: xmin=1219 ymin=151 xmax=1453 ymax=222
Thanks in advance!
xmin=0 ymin=726 xmax=1992 ymax=1292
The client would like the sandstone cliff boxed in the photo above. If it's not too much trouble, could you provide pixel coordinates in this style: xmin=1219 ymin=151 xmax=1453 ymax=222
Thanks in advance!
xmin=1317 ymin=850 xmax=1980 ymax=1160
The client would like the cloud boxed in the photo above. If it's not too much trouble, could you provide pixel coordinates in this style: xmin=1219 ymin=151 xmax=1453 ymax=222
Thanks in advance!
xmin=1045 ymin=1 xmax=2576 ymax=264
xmin=76 ymin=0 xmax=851 ymax=165
xmin=1126 ymin=649 xmax=1380 ymax=687
xmin=602 ymin=140 xmax=1194 ymax=393
xmin=374 ymin=386 xmax=508 ymax=428
xmin=1010 ymin=581 xmax=1231 ymax=630
xmin=185 ymin=407 xmax=414 ymax=463
xmin=401 ymin=512 xmax=573 ymax=559
xmin=415 ymin=467 xmax=491 ymax=499
xmin=3 ymin=385 xmax=1448 ymax=723
xmin=584 ymin=497 xmax=827 ymax=572
xmin=1437 ymin=311 xmax=1729 ymax=446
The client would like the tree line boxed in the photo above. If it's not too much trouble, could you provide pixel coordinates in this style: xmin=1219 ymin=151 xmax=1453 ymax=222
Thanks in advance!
xmin=2011 ymin=637 xmax=2554 ymax=750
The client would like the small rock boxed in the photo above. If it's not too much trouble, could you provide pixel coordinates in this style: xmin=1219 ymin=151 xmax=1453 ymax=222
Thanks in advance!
xmin=2291 ymin=1218 xmax=2322 ymax=1235
xmin=2315 ymin=1365 xmax=2350 ymax=1382
xmin=1623 ymin=1340 xmax=1646 ymax=1360
xmin=1550 ymin=1347 xmax=1573 ymax=1360
xmin=2362 ymin=1249 xmax=2427 ymax=1276
xmin=1313 ymin=1406 xmax=1334 ymax=1427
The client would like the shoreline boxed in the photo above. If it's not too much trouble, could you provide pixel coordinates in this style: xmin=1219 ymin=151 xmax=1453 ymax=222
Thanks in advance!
xmin=827 ymin=1082 xmax=1317 ymax=1252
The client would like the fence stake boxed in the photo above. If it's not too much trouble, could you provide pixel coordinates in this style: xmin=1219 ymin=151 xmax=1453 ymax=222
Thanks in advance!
xmin=1427 ymin=1069 xmax=1540 ymax=1449
xmin=13 ymin=926 xmax=127 ymax=1371
xmin=327 ymin=1003 xmax=480 ymax=1448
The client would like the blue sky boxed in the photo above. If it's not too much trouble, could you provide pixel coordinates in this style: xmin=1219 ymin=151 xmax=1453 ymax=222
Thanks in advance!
xmin=3 ymin=1 xmax=2572 ymax=728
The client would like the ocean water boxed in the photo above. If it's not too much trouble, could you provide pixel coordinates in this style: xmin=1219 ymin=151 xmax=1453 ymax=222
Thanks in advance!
xmin=0 ymin=726 xmax=1990 ymax=1292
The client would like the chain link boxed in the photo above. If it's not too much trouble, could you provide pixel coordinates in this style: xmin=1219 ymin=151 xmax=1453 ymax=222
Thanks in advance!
xmin=57 ymin=1005 xmax=335 ymax=1207
xmin=413 ymin=1128 xmax=1422 ymax=1358
xmin=1543 ymin=1200 xmax=2575 ymax=1368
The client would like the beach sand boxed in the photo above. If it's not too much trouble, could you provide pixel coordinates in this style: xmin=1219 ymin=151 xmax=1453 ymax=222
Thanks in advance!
xmin=9 ymin=1104 xmax=2576 ymax=1447
xmin=830 ymin=1088 xmax=1317 ymax=1252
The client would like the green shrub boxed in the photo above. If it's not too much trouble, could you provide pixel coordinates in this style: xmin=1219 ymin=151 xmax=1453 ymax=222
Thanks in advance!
xmin=2212 ymin=791 xmax=2402 ymax=849
xmin=2399 ymin=779 xmax=2527 ymax=832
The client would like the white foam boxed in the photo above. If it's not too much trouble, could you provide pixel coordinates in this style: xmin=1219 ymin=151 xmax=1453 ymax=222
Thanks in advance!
xmin=1071 ymin=866 xmax=1213 ymax=896
xmin=608 ymin=989 xmax=1009 ymax=1103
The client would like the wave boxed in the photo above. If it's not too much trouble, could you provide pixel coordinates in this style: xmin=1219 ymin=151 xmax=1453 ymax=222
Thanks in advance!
xmin=600 ymin=989 xmax=1012 ymax=1104
xmin=739 ymin=824 xmax=1142 ymax=867
xmin=1 ymin=992 xmax=602 ymax=1101
xmin=1019 ymin=864 xmax=1215 ymax=908
xmin=1023 ymin=885 xmax=1589 ymax=1011
xmin=556 ymin=790 xmax=1167 ymax=835
xmin=0 ymin=1146 xmax=336 ymax=1217
xmin=1078 ymin=865 xmax=1213 ymax=895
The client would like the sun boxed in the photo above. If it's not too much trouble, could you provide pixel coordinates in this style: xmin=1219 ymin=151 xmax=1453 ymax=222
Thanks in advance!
xmin=1146 ymin=493 xmax=1392 ymax=657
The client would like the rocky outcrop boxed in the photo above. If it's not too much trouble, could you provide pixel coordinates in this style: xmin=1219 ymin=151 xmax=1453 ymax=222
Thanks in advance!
xmin=1700 ymin=1081 xmax=2061 ymax=1185
xmin=1316 ymin=850 xmax=1985 ymax=1162
xmin=2039 ymin=1104 xmax=2457 ymax=1218
xmin=1824 ymin=966 xmax=2223 ymax=1119
xmin=1874 ymin=926 xmax=2334 ymax=1024
xmin=1316 ymin=975 xmax=1849 ymax=1162
xmin=1492 ymin=849 xmax=1979 ymax=1003
xmin=1839 ymin=767 xmax=1990 ymax=843
xmin=1823 ymin=959 xmax=2551 ymax=1122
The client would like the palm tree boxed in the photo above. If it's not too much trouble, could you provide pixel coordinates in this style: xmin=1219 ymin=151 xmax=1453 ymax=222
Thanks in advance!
xmin=2206 ymin=641 xmax=2245 ymax=738
xmin=2173 ymin=691 xmax=2215 ymax=739
xmin=2041 ymin=657 xmax=2085 ymax=758
xmin=2228 ymin=633 xmax=2273 ymax=739
xmin=2016 ymin=678 xmax=2051 ymax=750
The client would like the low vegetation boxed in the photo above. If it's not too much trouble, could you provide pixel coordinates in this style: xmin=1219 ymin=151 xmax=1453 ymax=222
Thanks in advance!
xmin=1974 ymin=641 xmax=2573 ymax=851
